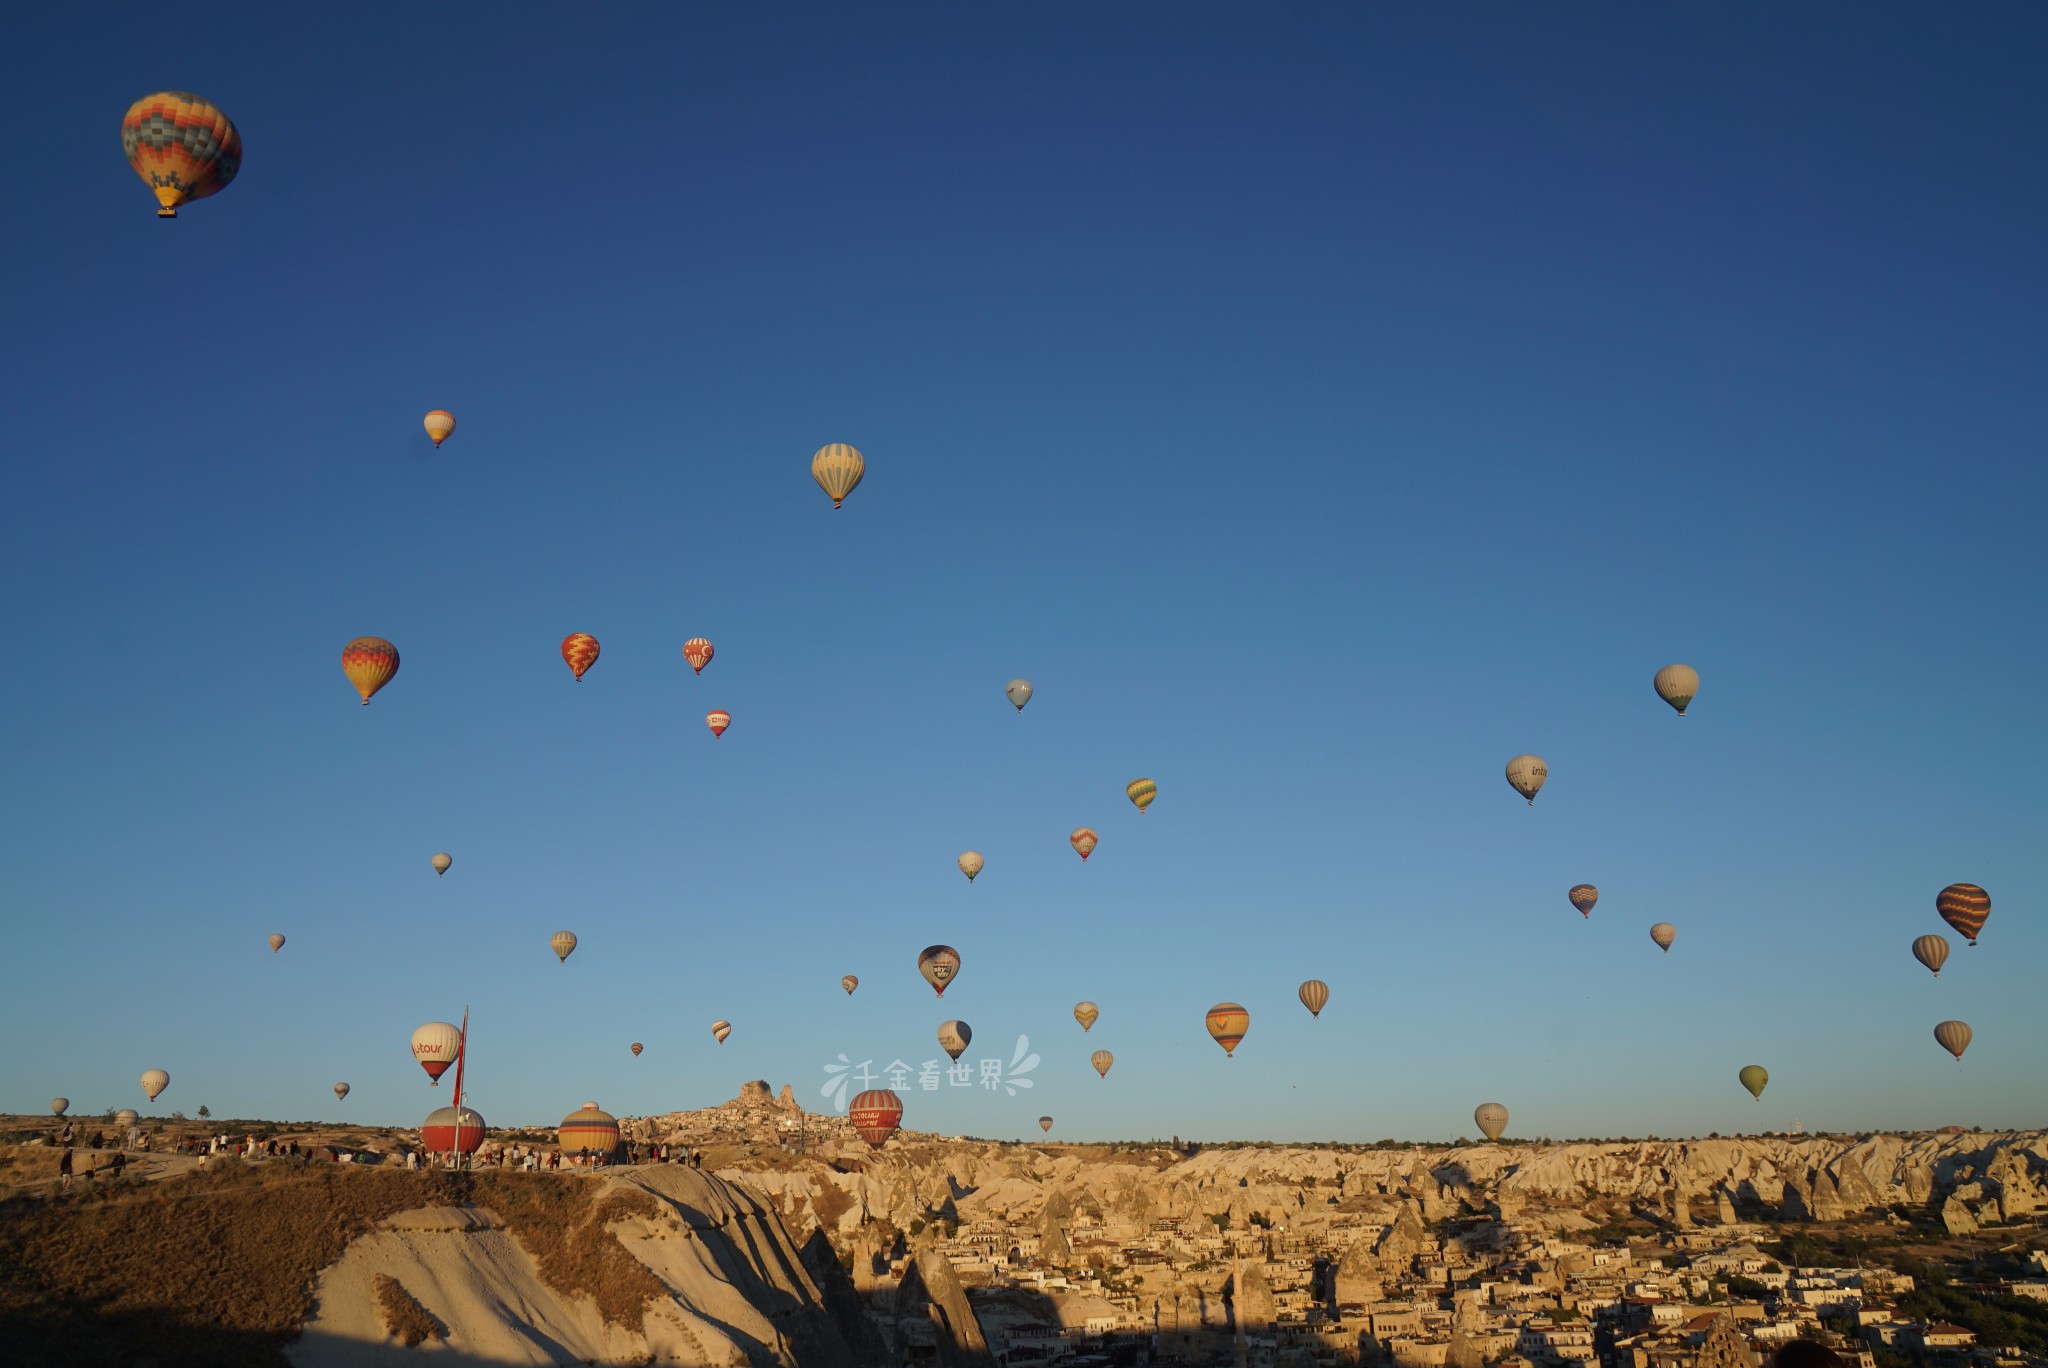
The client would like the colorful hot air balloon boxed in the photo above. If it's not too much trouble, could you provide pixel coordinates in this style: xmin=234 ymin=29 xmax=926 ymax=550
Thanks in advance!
xmin=1653 ymin=664 xmax=1700 ymax=717
xmin=1912 ymin=934 xmax=1950 ymax=977
xmin=550 ymin=930 xmax=578 ymax=963
xmin=1506 ymin=755 xmax=1547 ymax=805
xmin=333 ymin=1082 xmax=350 ymax=1101
xmin=849 ymin=1088 xmax=902 ymax=1148
xmin=957 ymin=851 xmax=984 ymax=882
xmin=423 ymin=410 xmax=456 ymax=447
xmin=1299 ymin=980 xmax=1330 ymax=1018
xmin=683 ymin=638 xmax=715 ymax=674
xmin=1074 ymin=1002 xmax=1099 ymax=1032
xmin=121 ymin=92 xmax=241 ymax=218
xmin=1568 ymin=884 xmax=1599 ymax=918
xmin=1206 ymin=1003 xmax=1249 ymax=1057
xmin=938 ymin=1020 xmax=972 ymax=1061
xmin=342 ymin=637 xmax=400 ymax=706
xmin=140 ymin=1069 xmax=170 ymax=1102
xmin=558 ymin=1102 xmax=620 ymax=1158
xmin=918 ymin=945 xmax=961 ymax=997
xmin=432 ymin=852 xmax=452 ymax=877
xmin=712 ymin=1020 xmax=732 ymax=1045
xmin=1006 ymin=679 xmax=1034 ymax=711
xmin=1039 ymin=1116 xmax=1053 ymax=1134
xmin=561 ymin=633 xmax=600 ymax=681
xmin=1126 ymin=779 xmax=1157 ymax=813
xmin=1090 ymin=1050 xmax=1114 ymax=1078
xmin=1474 ymin=1102 xmax=1508 ymax=1142
xmin=421 ymin=1104 xmax=487 ymax=1155
xmin=630 ymin=1041 xmax=643 ymax=1057
xmin=1070 ymin=828 xmax=1098 ymax=861
xmin=706 ymin=710 xmax=731 ymax=737
xmin=842 ymin=975 xmax=859 ymax=996
xmin=51 ymin=1099 xmax=69 ymax=1117
xmin=1934 ymin=1020 xmax=1973 ymax=1061
xmin=1650 ymin=922 xmax=1677 ymax=953
xmin=412 ymin=1022 xmax=462 ymax=1085
xmin=1739 ymin=1065 xmax=1769 ymax=1100
xmin=268 ymin=933 xmax=286 ymax=954
xmin=811 ymin=443 xmax=866 ymax=509
xmin=1936 ymin=883 xmax=1990 ymax=945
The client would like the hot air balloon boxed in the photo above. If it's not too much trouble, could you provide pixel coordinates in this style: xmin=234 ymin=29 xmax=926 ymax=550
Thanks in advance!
xmin=1091 ymin=1050 xmax=1114 ymax=1078
xmin=706 ymin=710 xmax=731 ymax=737
xmin=630 ymin=1042 xmax=643 ymax=1057
xmin=268 ymin=934 xmax=286 ymax=954
xmin=550 ymin=930 xmax=578 ymax=963
xmin=342 ymin=637 xmax=400 ymax=706
xmin=1653 ymin=664 xmax=1700 ymax=717
xmin=842 ymin=975 xmax=859 ymax=996
xmin=333 ymin=1082 xmax=350 ymax=1101
xmin=1912 ymin=934 xmax=1950 ymax=977
xmin=1070 ymin=828 xmax=1098 ymax=861
xmin=1937 ymin=884 xmax=1990 ymax=945
xmin=918 ymin=945 xmax=961 ymax=997
xmin=1474 ymin=1102 xmax=1508 ymax=1142
xmin=1568 ymin=885 xmax=1599 ymax=918
xmin=1126 ymin=779 xmax=1157 ymax=813
xmin=1739 ymin=1065 xmax=1769 ymax=1100
xmin=121 ymin=92 xmax=241 ymax=218
xmin=561 ymin=633 xmax=600 ymax=681
xmin=712 ymin=1021 xmax=732 ymax=1045
xmin=1006 ymin=679 xmax=1033 ymax=711
xmin=1506 ymin=755 xmax=1547 ymax=805
xmin=1074 ymin=1002 xmax=1099 ymax=1032
xmin=958 ymin=851 xmax=984 ymax=882
xmin=1934 ymin=1020 xmax=1972 ymax=1061
xmin=51 ymin=1099 xmax=69 ymax=1117
xmin=423 ymin=411 xmax=456 ymax=448
xmin=432 ymin=852 xmax=452 ymax=876
xmin=683 ymin=638 xmax=715 ymax=674
xmin=849 ymin=1088 xmax=902 ymax=1148
xmin=938 ymin=1020 xmax=972 ymax=1061
xmin=412 ymin=1022 xmax=462 ymax=1085
xmin=421 ymin=1105 xmax=486 ymax=1155
xmin=811 ymin=443 xmax=866 ymax=509
xmin=1650 ymin=923 xmax=1677 ymax=953
xmin=559 ymin=1101 xmax=620 ymax=1158
xmin=1039 ymin=1116 xmax=1053 ymax=1134
xmin=1299 ymin=980 xmax=1329 ymax=1018
xmin=140 ymin=1069 xmax=169 ymax=1102
xmin=115 ymin=1109 xmax=139 ymax=1133
xmin=1206 ymin=1003 xmax=1249 ymax=1057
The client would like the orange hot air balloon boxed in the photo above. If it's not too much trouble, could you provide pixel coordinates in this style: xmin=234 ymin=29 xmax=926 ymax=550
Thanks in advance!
xmin=561 ymin=633 xmax=600 ymax=682
xmin=630 ymin=1041 xmax=643 ymax=1057
xmin=849 ymin=1088 xmax=902 ymax=1148
xmin=1936 ymin=883 xmax=1990 ymax=946
xmin=423 ymin=411 xmax=456 ymax=447
xmin=342 ymin=637 xmax=400 ymax=705
xmin=1070 ymin=828 xmax=1098 ymax=861
xmin=683 ymin=638 xmax=715 ymax=674
xmin=706 ymin=710 xmax=731 ymax=737
xmin=122 ymin=92 xmax=241 ymax=218
xmin=1206 ymin=1002 xmax=1249 ymax=1057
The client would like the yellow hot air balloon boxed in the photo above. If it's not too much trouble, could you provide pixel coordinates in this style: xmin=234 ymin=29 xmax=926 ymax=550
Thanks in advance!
xmin=1298 ymin=980 xmax=1329 ymax=1018
xmin=1074 ymin=1001 xmax=1099 ymax=1032
xmin=1933 ymin=1020 xmax=1972 ymax=1061
xmin=561 ymin=633 xmax=600 ymax=682
xmin=342 ymin=637 xmax=400 ymax=706
xmin=550 ymin=930 xmax=578 ymax=963
xmin=122 ymin=92 xmax=241 ymax=218
xmin=267 ymin=933 xmax=286 ymax=954
xmin=841 ymin=974 xmax=859 ymax=995
xmin=1738 ymin=1065 xmax=1769 ymax=1100
xmin=811 ymin=443 xmax=865 ymax=508
xmin=958 ymin=851 xmax=984 ymax=882
xmin=1505 ymin=754 xmax=1547 ymax=805
xmin=1474 ymin=1102 xmax=1508 ymax=1142
xmin=1912 ymin=934 xmax=1950 ymax=977
xmin=1126 ymin=778 xmax=1157 ymax=813
xmin=1653 ymin=663 xmax=1700 ymax=716
xmin=1090 ymin=1050 xmax=1114 ymax=1078
xmin=423 ymin=410 xmax=456 ymax=447
xmin=712 ymin=1020 xmax=732 ymax=1045
xmin=1206 ymin=1002 xmax=1249 ymax=1056
xmin=140 ymin=1069 xmax=170 ymax=1102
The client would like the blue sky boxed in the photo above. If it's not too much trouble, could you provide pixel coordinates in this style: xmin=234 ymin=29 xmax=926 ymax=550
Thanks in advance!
xmin=2 ymin=3 xmax=2043 ymax=1142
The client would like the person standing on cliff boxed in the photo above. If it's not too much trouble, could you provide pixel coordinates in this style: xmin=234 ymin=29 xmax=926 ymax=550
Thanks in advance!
xmin=59 ymin=1148 xmax=73 ymax=1191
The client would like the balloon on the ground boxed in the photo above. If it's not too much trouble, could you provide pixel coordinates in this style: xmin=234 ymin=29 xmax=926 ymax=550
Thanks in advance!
xmin=1298 ymin=980 xmax=1329 ymax=1018
xmin=1739 ymin=1065 xmax=1769 ymax=1099
xmin=918 ymin=945 xmax=961 ymax=997
xmin=938 ymin=1020 xmax=972 ymax=1061
xmin=811 ymin=443 xmax=865 ymax=508
xmin=1568 ymin=884 xmax=1599 ymax=918
xmin=1653 ymin=663 xmax=1700 ymax=716
xmin=1912 ymin=934 xmax=1950 ymax=977
xmin=1006 ymin=679 xmax=1033 ymax=711
xmin=683 ymin=638 xmax=715 ymax=674
xmin=432 ymin=852 xmax=452 ymax=876
xmin=1206 ymin=1003 xmax=1249 ymax=1056
xmin=342 ymin=637 xmax=400 ymax=706
xmin=1937 ymin=884 xmax=1989 ymax=945
xmin=423 ymin=410 xmax=456 ymax=447
xmin=561 ymin=633 xmax=600 ymax=681
xmin=706 ymin=710 xmax=731 ymax=737
xmin=711 ymin=1020 xmax=731 ymax=1045
xmin=422 ymin=1105 xmax=486 ymax=1154
xmin=333 ymin=1083 xmax=350 ymax=1101
xmin=841 ymin=975 xmax=859 ymax=996
xmin=558 ymin=1102 xmax=619 ymax=1156
xmin=1073 ymin=1001 xmax=1099 ymax=1032
xmin=140 ymin=1069 xmax=169 ymax=1102
xmin=550 ymin=930 xmax=578 ymax=963
xmin=630 ymin=1042 xmax=643 ymax=1057
xmin=957 ymin=851 xmax=984 ymax=882
xmin=51 ymin=1099 xmax=68 ymax=1117
xmin=1650 ymin=922 xmax=1677 ymax=953
xmin=412 ymin=1022 xmax=462 ymax=1085
xmin=1474 ymin=1102 xmax=1508 ymax=1141
xmin=1039 ymin=1116 xmax=1053 ymax=1134
xmin=1506 ymin=755 xmax=1547 ymax=805
xmin=1070 ymin=828 xmax=1098 ymax=861
xmin=1126 ymin=779 xmax=1157 ymax=813
xmin=1934 ymin=1020 xmax=1973 ymax=1060
xmin=268 ymin=934 xmax=285 ymax=953
xmin=1090 ymin=1050 xmax=1114 ymax=1078
xmin=115 ymin=1109 xmax=139 ymax=1131
xmin=122 ymin=92 xmax=241 ymax=218
xmin=849 ymin=1088 xmax=901 ymax=1147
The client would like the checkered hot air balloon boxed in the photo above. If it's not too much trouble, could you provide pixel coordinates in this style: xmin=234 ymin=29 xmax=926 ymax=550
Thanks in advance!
xmin=561 ymin=633 xmax=600 ymax=682
xmin=121 ymin=92 xmax=240 ymax=218
xmin=341 ymin=637 xmax=400 ymax=705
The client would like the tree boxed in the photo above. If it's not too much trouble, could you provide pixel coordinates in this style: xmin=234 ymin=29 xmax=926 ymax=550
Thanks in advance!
xmin=198 ymin=1105 xmax=210 ymax=1120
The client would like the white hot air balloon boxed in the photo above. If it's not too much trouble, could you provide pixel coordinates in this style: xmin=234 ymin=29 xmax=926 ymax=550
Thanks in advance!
xmin=1005 ymin=679 xmax=1033 ymax=711
xmin=432 ymin=852 xmax=452 ymax=876
xmin=1474 ymin=1102 xmax=1508 ymax=1142
xmin=140 ymin=1069 xmax=170 ymax=1102
xmin=1505 ymin=754 xmax=1547 ymax=805
xmin=1653 ymin=663 xmax=1700 ymax=717
xmin=411 ymin=1021 xmax=463 ymax=1085
xmin=957 ymin=851 xmax=985 ymax=882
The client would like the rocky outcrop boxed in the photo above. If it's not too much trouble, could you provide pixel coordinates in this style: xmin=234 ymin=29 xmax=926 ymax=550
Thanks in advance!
xmin=904 ymin=1238 xmax=993 ymax=1368
xmin=802 ymin=1226 xmax=892 ymax=1365
xmin=1234 ymin=1259 xmax=1278 ymax=1331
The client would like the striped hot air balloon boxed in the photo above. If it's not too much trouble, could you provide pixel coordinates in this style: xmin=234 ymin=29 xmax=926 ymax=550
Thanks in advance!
xmin=1039 ymin=1116 xmax=1053 ymax=1134
xmin=423 ymin=410 xmax=456 ymax=447
xmin=561 ymin=633 xmax=600 ymax=681
xmin=341 ymin=637 xmax=400 ymax=705
xmin=1568 ymin=884 xmax=1599 ymax=918
xmin=841 ymin=974 xmax=859 ymax=995
xmin=1298 ymin=980 xmax=1329 ymax=1018
xmin=1933 ymin=1020 xmax=1973 ymax=1061
xmin=630 ymin=1042 xmax=643 ymax=1057
xmin=1073 ymin=1001 xmax=1099 ymax=1032
xmin=1653 ymin=663 xmax=1700 ymax=716
xmin=550 ymin=930 xmax=578 ymax=963
xmin=1912 ymin=934 xmax=1950 ymax=977
xmin=957 ymin=851 xmax=984 ymax=882
xmin=682 ymin=638 xmax=715 ymax=674
xmin=918 ymin=945 xmax=960 ymax=997
xmin=1090 ymin=1050 xmax=1114 ymax=1078
xmin=1070 ymin=828 xmax=1098 ymax=861
xmin=1206 ymin=1002 xmax=1249 ymax=1057
xmin=711 ymin=1020 xmax=731 ymax=1045
xmin=1126 ymin=778 xmax=1157 ymax=813
xmin=706 ymin=710 xmax=731 ymax=737
xmin=1936 ymin=884 xmax=1989 ymax=945
xmin=811 ymin=443 xmax=866 ymax=509
xmin=121 ymin=92 xmax=240 ymax=218
xmin=848 ymin=1088 xmax=902 ymax=1148
xmin=558 ymin=1102 xmax=620 ymax=1157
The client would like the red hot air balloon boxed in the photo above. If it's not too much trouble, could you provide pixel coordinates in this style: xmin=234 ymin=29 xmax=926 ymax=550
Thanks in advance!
xmin=1070 ymin=828 xmax=1098 ymax=861
xmin=706 ymin=710 xmax=731 ymax=737
xmin=561 ymin=633 xmax=600 ymax=682
xmin=342 ymin=637 xmax=400 ymax=705
xmin=849 ymin=1089 xmax=903 ymax=1149
xmin=683 ymin=638 xmax=715 ymax=674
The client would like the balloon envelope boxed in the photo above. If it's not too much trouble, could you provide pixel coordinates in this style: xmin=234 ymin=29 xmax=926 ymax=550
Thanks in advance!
xmin=561 ymin=633 xmax=600 ymax=681
xmin=550 ymin=930 xmax=578 ymax=963
xmin=432 ymin=852 xmax=452 ymax=876
xmin=918 ymin=945 xmax=961 ymax=997
xmin=1206 ymin=1003 xmax=1249 ymax=1056
xmin=630 ymin=1042 xmax=643 ymax=1056
xmin=1739 ymin=1065 xmax=1769 ymax=1099
xmin=140 ymin=1069 xmax=169 ymax=1102
xmin=1039 ymin=1116 xmax=1053 ymax=1133
xmin=412 ymin=1022 xmax=462 ymax=1084
xmin=1936 ymin=883 xmax=1989 ymax=945
xmin=51 ymin=1098 xmax=69 ymax=1117
xmin=683 ymin=638 xmax=715 ymax=674
xmin=1298 ymin=980 xmax=1329 ymax=1018
xmin=712 ymin=1021 xmax=731 ymax=1044
xmin=1006 ymin=679 xmax=1033 ymax=711
xmin=115 ymin=1109 xmax=139 ymax=1132
xmin=122 ymin=92 xmax=241 ymax=217
xmin=1073 ymin=1001 xmax=1099 ymax=1032
xmin=811 ymin=443 xmax=866 ymax=508
xmin=342 ymin=637 xmax=400 ymax=706
xmin=333 ymin=1083 xmax=350 ymax=1101
xmin=1126 ymin=778 xmax=1157 ymax=813
xmin=841 ymin=975 xmax=859 ymax=996
xmin=706 ymin=710 xmax=731 ymax=737
xmin=1912 ymin=934 xmax=1950 ymax=977
xmin=938 ymin=1020 xmax=972 ymax=1061
xmin=1934 ymin=1020 xmax=1972 ymax=1060
xmin=1568 ymin=884 xmax=1598 ymax=918
xmin=423 ymin=410 xmax=456 ymax=447
xmin=957 ymin=851 xmax=984 ymax=882
xmin=421 ymin=1105 xmax=486 ymax=1154
xmin=1653 ymin=663 xmax=1700 ymax=716
xmin=1650 ymin=922 xmax=1677 ymax=952
xmin=1090 ymin=1050 xmax=1114 ymax=1078
xmin=1070 ymin=828 xmax=1098 ymax=861
xmin=848 ymin=1088 xmax=901 ymax=1147
xmin=1474 ymin=1102 xmax=1508 ymax=1142
xmin=268 ymin=933 xmax=285 ymax=953
xmin=1506 ymin=755 xmax=1548 ymax=804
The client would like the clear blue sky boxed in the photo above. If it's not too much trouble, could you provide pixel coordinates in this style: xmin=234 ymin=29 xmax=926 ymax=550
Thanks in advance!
xmin=2 ymin=3 xmax=2043 ymax=1143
